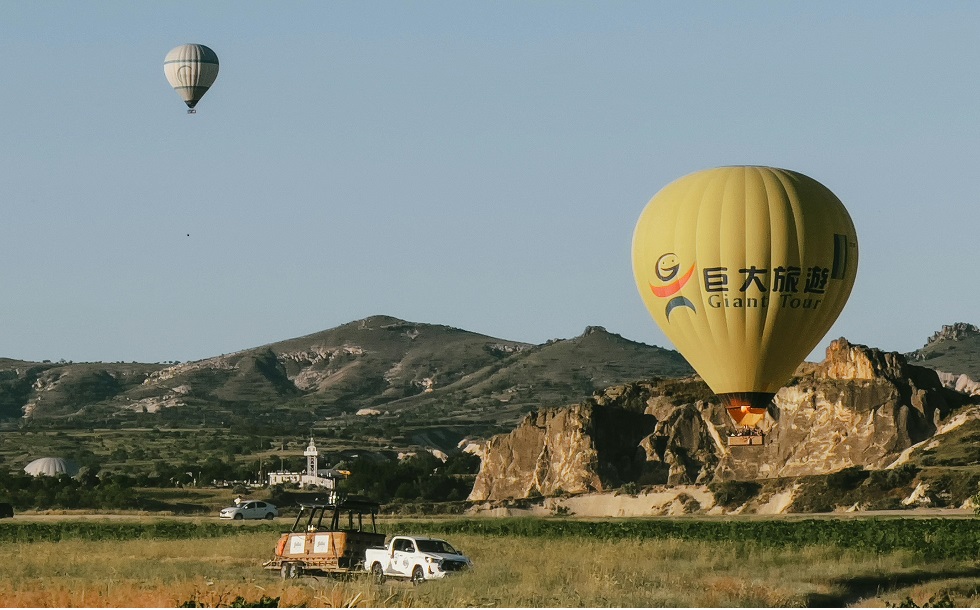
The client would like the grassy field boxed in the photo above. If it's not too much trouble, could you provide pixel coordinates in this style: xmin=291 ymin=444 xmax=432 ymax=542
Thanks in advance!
xmin=0 ymin=518 xmax=978 ymax=607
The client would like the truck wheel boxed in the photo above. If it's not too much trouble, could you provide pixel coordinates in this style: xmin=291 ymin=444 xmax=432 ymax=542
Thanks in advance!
xmin=411 ymin=566 xmax=425 ymax=585
xmin=289 ymin=563 xmax=304 ymax=579
xmin=280 ymin=563 xmax=291 ymax=580
xmin=372 ymin=562 xmax=385 ymax=585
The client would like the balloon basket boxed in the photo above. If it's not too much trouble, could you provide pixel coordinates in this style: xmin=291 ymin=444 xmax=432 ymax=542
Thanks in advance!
xmin=727 ymin=433 xmax=764 ymax=447
xmin=187 ymin=109 xmax=197 ymax=114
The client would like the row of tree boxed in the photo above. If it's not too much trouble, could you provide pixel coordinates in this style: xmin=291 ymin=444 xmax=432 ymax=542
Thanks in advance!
xmin=0 ymin=469 xmax=145 ymax=511
xmin=341 ymin=452 xmax=480 ymax=503
xmin=0 ymin=450 xmax=482 ymax=511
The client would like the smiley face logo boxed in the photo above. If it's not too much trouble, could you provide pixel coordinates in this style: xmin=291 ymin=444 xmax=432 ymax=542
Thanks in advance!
xmin=650 ymin=252 xmax=695 ymax=298
xmin=656 ymin=253 xmax=680 ymax=282
xmin=649 ymin=252 xmax=696 ymax=318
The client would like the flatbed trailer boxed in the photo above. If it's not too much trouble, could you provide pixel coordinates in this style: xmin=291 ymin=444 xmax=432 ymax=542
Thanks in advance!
xmin=263 ymin=497 xmax=385 ymax=579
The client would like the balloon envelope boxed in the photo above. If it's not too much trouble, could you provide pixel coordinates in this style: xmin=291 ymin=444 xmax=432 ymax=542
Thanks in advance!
xmin=164 ymin=44 xmax=219 ymax=110
xmin=632 ymin=166 xmax=858 ymax=427
xmin=24 ymin=457 xmax=79 ymax=477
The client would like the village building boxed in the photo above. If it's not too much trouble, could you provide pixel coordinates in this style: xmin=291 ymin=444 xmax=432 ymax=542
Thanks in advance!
xmin=267 ymin=437 xmax=348 ymax=493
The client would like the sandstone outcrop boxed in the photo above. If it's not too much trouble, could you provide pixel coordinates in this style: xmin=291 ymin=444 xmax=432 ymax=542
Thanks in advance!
xmin=937 ymin=372 xmax=980 ymax=396
xmin=906 ymin=322 xmax=980 ymax=380
xmin=469 ymin=338 xmax=973 ymax=502
xmin=723 ymin=338 xmax=953 ymax=480
xmin=922 ymin=322 xmax=980 ymax=346
xmin=467 ymin=400 xmax=675 ymax=500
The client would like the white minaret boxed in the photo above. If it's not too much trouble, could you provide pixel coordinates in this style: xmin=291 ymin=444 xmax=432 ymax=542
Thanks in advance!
xmin=304 ymin=437 xmax=318 ymax=479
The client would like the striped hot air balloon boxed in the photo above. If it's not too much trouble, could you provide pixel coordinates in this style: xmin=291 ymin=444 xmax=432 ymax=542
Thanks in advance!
xmin=632 ymin=166 xmax=858 ymax=445
xmin=164 ymin=44 xmax=219 ymax=113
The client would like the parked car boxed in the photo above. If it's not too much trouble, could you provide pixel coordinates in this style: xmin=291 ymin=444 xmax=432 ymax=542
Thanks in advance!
xmin=0 ymin=503 xmax=13 ymax=519
xmin=365 ymin=535 xmax=472 ymax=584
xmin=219 ymin=500 xmax=277 ymax=520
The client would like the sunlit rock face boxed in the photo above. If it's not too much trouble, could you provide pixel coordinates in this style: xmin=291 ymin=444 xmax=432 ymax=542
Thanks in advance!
xmin=470 ymin=339 xmax=965 ymax=502
xmin=937 ymin=372 xmax=980 ymax=397
xmin=722 ymin=339 xmax=952 ymax=480
xmin=467 ymin=403 xmax=658 ymax=501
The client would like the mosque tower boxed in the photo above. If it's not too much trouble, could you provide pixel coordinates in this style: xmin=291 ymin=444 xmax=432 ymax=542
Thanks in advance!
xmin=304 ymin=437 xmax=318 ymax=479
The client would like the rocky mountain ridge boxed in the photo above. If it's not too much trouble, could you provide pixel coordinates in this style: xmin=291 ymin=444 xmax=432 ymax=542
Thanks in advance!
xmin=469 ymin=337 xmax=979 ymax=506
xmin=4 ymin=317 xmax=979 ymax=480
xmin=0 ymin=316 xmax=692 ymax=447
xmin=922 ymin=322 xmax=980 ymax=345
xmin=907 ymin=322 xmax=980 ymax=380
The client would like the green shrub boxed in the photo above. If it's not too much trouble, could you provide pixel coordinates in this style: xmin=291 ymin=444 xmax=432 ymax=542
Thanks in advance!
xmin=618 ymin=482 xmax=639 ymax=497
xmin=868 ymin=464 xmax=920 ymax=490
xmin=826 ymin=466 xmax=869 ymax=491
xmin=708 ymin=480 xmax=761 ymax=508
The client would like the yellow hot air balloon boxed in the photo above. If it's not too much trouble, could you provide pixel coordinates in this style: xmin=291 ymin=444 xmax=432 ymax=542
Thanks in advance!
xmin=164 ymin=44 xmax=219 ymax=113
xmin=632 ymin=166 xmax=858 ymax=442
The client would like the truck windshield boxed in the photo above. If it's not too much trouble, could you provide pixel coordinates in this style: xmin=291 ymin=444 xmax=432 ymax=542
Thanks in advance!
xmin=416 ymin=540 xmax=458 ymax=554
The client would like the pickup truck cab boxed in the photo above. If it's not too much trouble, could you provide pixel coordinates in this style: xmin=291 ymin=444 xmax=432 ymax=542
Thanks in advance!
xmin=365 ymin=535 xmax=472 ymax=584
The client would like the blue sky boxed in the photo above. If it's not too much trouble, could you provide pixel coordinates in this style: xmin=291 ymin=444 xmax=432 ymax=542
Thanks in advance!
xmin=1 ymin=2 xmax=977 ymax=363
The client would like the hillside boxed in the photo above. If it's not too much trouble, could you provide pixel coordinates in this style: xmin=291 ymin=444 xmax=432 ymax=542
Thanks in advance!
xmin=5 ymin=318 xmax=977 ymax=498
xmin=907 ymin=322 xmax=980 ymax=379
xmin=0 ymin=316 xmax=692 ymax=452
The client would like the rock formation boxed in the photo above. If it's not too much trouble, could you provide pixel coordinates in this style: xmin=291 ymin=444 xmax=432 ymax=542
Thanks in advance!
xmin=469 ymin=338 xmax=973 ymax=502
xmin=723 ymin=338 xmax=954 ymax=480
xmin=467 ymin=400 xmax=673 ymax=500
xmin=922 ymin=323 xmax=980 ymax=346
xmin=937 ymin=372 xmax=980 ymax=397
xmin=905 ymin=322 xmax=980 ymax=380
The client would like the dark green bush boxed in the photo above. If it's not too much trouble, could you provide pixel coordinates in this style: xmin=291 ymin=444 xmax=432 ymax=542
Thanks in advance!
xmin=867 ymin=464 xmax=920 ymax=490
xmin=708 ymin=480 xmax=761 ymax=508
xmin=826 ymin=466 xmax=870 ymax=491
xmin=342 ymin=451 xmax=476 ymax=503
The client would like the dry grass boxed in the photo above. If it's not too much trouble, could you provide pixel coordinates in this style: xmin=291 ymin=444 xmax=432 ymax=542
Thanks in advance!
xmin=408 ymin=536 xmax=928 ymax=607
xmin=1 ymin=530 xmax=975 ymax=607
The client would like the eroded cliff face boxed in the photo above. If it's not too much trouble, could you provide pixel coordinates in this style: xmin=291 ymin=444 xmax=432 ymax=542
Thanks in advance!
xmin=469 ymin=338 xmax=968 ymax=502
xmin=468 ymin=405 xmax=601 ymax=500
xmin=467 ymin=403 xmax=659 ymax=500
xmin=723 ymin=338 xmax=952 ymax=480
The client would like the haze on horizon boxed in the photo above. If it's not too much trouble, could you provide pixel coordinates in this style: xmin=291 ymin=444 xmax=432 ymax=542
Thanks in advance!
xmin=1 ymin=2 xmax=977 ymax=364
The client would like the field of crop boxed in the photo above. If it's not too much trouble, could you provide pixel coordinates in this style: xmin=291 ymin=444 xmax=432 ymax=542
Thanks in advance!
xmin=0 ymin=517 xmax=978 ymax=607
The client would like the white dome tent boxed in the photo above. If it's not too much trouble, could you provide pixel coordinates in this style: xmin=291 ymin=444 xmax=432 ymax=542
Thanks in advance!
xmin=24 ymin=457 xmax=79 ymax=478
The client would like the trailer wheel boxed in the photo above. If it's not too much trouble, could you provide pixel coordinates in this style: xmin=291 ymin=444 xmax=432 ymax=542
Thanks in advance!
xmin=280 ymin=562 xmax=303 ymax=579
xmin=372 ymin=562 xmax=385 ymax=585
xmin=411 ymin=566 xmax=425 ymax=585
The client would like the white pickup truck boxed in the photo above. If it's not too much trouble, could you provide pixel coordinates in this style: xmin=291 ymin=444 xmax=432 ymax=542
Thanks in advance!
xmin=365 ymin=535 xmax=472 ymax=584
